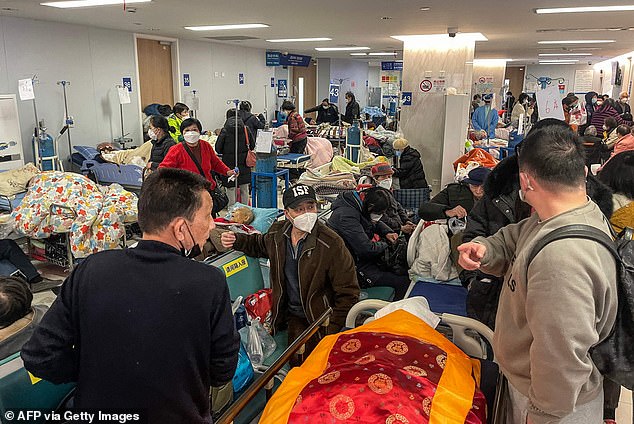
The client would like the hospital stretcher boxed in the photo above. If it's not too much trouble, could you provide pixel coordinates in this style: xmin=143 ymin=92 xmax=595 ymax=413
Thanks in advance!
xmin=72 ymin=146 xmax=143 ymax=193
xmin=276 ymin=153 xmax=311 ymax=169
xmin=217 ymin=300 xmax=499 ymax=424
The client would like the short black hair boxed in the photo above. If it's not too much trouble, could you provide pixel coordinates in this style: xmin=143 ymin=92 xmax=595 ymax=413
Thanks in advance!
xmin=562 ymin=95 xmax=578 ymax=106
xmin=0 ymin=276 xmax=32 ymax=328
xmin=605 ymin=117 xmax=618 ymax=129
xmin=281 ymin=100 xmax=296 ymax=111
xmin=345 ymin=91 xmax=355 ymax=101
xmin=617 ymin=125 xmax=631 ymax=137
xmin=150 ymin=115 xmax=170 ymax=133
xmin=239 ymin=101 xmax=252 ymax=112
xmin=598 ymin=151 xmax=634 ymax=199
xmin=158 ymin=104 xmax=172 ymax=116
xmin=518 ymin=119 xmax=586 ymax=190
xmin=173 ymin=102 xmax=189 ymax=115
xmin=518 ymin=93 xmax=529 ymax=104
xmin=226 ymin=108 xmax=238 ymax=119
xmin=362 ymin=187 xmax=391 ymax=215
xmin=138 ymin=168 xmax=211 ymax=234
xmin=180 ymin=117 xmax=203 ymax=134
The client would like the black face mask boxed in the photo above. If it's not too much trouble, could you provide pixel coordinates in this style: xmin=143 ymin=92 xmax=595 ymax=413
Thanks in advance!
xmin=179 ymin=223 xmax=202 ymax=259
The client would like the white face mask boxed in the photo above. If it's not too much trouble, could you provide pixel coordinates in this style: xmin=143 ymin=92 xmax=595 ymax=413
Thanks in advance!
xmin=370 ymin=213 xmax=383 ymax=223
xmin=621 ymin=98 xmax=629 ymax=104
xmin=377 ymin=178 xmax=393 ymax=190
xmin=291 ymin=212 xmax=317 ymax=233
xmin=603 ymin=125 xmax=608 ymax=131
xmin=148 ymin=128 xmax=158 ymax=141
xmin=183 ymin=131 xmax=200 ymax=145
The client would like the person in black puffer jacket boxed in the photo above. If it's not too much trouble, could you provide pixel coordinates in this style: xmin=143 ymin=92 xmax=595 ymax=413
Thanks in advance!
xmin=328 ymin=188 xmax=410 ymax=299
xmin=238 ymin=101 xmax=266 ymax=136
xmin=216 ymin=110 xmax=255 ymax=206
xmin=147 ymin=115 xmax=176 ymax=170
xmin=461 ymin=145 xmax=614 ymax=330
xmin=392 ymin=138 xmax=429 ymax=189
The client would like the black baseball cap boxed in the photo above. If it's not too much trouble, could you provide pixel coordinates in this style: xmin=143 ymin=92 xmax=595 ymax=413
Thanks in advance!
xmin=283 ymin=184 xmax=317 ymax=209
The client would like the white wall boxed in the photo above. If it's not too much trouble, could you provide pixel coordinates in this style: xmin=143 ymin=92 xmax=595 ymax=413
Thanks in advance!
xmin=330 ymin=58 xmax=370 ymax=109
xmin=316 ymin=58 xmax=331 ymax=103
xmin=0 ymin=16 xmax=141 ymax=164
xmin=178 ymin=40 xmax=276 ymax=132
xmin=523 ymin=64 xmax=602 ymax=95
xmin=368 ymin=66 xmax=380 ymax=88
xmin=0 ymin=16 xmax=277 ymax=163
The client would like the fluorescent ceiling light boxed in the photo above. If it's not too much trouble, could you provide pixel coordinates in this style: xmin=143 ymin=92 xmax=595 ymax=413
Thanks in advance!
xmin=41 ymin=0 xmax=149 ymax=7
xmin=350 ymin=53 xmax=367 ymax=56
xmin=538 ymin=40 xmax=615 ymax=44
xmin=391 ymin=32 xmax=487 ymax=42
xmin=185 ymin=23 xmax=269 ymax=31
xmin=368 ymin=52 xmax=397 ymax=56
xmin=539 ymin=53 xmax=592 ymax=56
xmin=315 ymin=46 xmax=370 ymax=51
xmin=266 ymin=37 xmax=331 ymax=43
xmin=539 ymin=60 xmax=579 ymax=64
xmin=536 ymin=5 xmax=634 ymax=14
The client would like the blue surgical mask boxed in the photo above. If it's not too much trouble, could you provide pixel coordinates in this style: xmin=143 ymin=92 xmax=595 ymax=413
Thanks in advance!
xmin=395 ymin=150 xmax=402 ymax=157
xmin=592 ymin=98 xmax=598 ymax=105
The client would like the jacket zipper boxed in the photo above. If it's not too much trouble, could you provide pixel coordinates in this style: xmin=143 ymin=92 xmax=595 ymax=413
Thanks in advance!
xmin=298 ymin=246 xmax=316 ymax=322
xmin=271 ymin=242 xmax=283 ymax=333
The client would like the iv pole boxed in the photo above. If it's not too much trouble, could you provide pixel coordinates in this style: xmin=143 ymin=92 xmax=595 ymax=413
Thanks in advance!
xmin=57 ymin=80 xmax=73 ymax=165
xmin=30 ymin=75 xmax=42 ymax=170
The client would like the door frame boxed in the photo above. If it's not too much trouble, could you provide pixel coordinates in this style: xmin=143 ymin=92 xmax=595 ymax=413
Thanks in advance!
xmin=133 ymin=33 xmax=181 ymax=141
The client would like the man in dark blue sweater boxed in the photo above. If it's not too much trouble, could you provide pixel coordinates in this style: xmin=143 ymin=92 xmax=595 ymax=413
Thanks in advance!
xmin=21 ymin=168 xmax=239 ymax=424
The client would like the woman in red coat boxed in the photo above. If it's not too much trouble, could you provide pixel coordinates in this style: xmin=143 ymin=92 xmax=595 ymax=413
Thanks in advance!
xmin=159 ymin=118 xmax=236 ymax=190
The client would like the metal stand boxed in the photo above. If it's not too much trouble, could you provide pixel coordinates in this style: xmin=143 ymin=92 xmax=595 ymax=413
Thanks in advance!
xmin=115 ymin=84 xmax=132 ymax=149
xmin=57 ymin=80 xmax=73 ymax=165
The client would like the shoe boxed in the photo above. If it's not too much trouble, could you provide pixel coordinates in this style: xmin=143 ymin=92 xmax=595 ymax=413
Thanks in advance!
xmin=30 ymin=277 xmax=63 ymax=293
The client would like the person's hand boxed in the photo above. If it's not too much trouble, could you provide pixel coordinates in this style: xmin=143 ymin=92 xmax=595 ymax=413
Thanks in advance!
xmin=220 ymin=231 xmax=236 ymax=248
xmin=445 ymin=205 xmax=468 ymax=218
xmin=457 ymin=242 xmax=487 ymax=270
xmin=386 ymin=233 xmax=399 ymax=244
xmin=227 ymin=169 xmax=237 ymax=177
xmin=401 ymin=222 xmax=416 ymax=234
xmin=145 ymin=161 xmax=153 ymax=169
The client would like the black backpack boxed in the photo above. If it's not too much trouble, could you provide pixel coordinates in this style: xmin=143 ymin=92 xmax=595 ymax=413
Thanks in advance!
xmin=527 ymin=224 xmax=634 ymax=390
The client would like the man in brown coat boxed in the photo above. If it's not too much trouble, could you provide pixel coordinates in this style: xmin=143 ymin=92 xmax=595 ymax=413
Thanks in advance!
xmin=221 ymin=184 xmax=359 ymax=363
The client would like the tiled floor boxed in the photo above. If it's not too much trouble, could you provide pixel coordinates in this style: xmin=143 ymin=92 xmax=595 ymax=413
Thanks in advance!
xmin=617 ymin=387 xmax=633 ymax=423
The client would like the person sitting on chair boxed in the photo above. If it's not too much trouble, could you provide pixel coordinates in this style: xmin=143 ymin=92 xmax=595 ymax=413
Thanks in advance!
xmin=369 ymin=163 xmax=415 ymax=234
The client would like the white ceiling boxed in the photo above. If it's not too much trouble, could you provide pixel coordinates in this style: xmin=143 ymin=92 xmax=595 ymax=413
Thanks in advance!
xmin=3 ymin=0 xmax=634 ymax=66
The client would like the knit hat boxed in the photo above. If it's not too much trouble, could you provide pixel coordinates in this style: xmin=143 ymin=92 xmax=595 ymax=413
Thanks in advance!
xmin=463 ymin=167 xmax=491 ymax=186
xmin=393 ymin=138 xmax=409 ymax=150
xmin=283 ymin=184 xmax=317 ymax=209
xmin=371 ymin=163 xmax=394 ymax=177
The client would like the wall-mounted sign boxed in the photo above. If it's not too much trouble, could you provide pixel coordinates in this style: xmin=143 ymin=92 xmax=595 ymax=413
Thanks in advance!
xmin=329 ymin=84 xmax=340 ymax=104
xmin=183 ymin=73 xmax=190 ymax=87
xmin=402 ymin=91 xmax=412 ymax=106
xmin=420 ymin=79 xmax=432 ymax=92
xmin=277 ymin=79 xmax=288 ymax=97
xmin=239 ymin=73 xmax=245 ymax=85
xmin=281 ymin=53 xmax=311 ymax=67
xmin=122 ymin=77 xmax=132 ymax=92
xmin=270 ymin=77 xmax=275 ymax=88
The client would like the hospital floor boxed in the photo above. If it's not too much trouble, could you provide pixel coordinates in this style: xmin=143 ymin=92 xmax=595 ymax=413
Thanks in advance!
xmin=617 ymin=388 xmax=633 ymax=423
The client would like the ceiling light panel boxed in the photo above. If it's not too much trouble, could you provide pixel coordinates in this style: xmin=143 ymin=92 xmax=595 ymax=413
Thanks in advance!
xmin=41 ymin=0 xmax=150 ymax=7
xmin=266 ymin=38 xmax=331 ymax=43
xmin=185 ymin=23 xmax=269 ymax=31
xmin=538 ymin=40 xmax=615 ymax=44
xmin=538 ymin=53 xmax=592 ymax=56
xmin=315 ymin=46 xmax=370 ymax=51
xmin=536 ymin=5 xmax=634 ymax=14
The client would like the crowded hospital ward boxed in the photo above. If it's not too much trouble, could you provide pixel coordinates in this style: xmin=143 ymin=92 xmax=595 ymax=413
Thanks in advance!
xmin=2 ymin=1 xmax=634 ymax=423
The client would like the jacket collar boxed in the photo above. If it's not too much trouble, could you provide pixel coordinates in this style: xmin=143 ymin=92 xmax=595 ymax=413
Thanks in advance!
xmin=275 ymin=220 xmax=319 ymax=252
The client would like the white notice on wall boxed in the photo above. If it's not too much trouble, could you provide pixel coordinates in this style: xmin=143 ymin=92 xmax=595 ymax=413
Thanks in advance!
xmin=18 ymin=79 xmax=35 ymax=101
xmin=117 ymin=87 xmax=131 ymax=105
xmin=574 ymin=70 xmax=594 ymax=93
xmin=255 ymin=129 xmax=273 ymax=153
xmin=536 ymin=85 xmax=565 ymax=121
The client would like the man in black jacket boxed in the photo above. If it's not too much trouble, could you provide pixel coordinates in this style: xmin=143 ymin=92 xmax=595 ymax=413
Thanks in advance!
xmin=304 ymin=98 xmax=339 ymax=125
xmin=342 ymin=91 xmax=361 ymax=124
xmin=21 ymin=168 xmax=240 ymax=424
xmin=393 ymin=138 xmax=429 ymax=189
xmin=238 ymin=100 xmax=266 ymax=136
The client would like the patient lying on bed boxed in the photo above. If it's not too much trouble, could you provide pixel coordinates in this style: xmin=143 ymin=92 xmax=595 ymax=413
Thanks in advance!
xmin=260 ymin=309 xmax=486 ymax=424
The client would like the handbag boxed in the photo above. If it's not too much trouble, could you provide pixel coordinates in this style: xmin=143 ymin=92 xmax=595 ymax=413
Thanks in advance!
xmin=245 ymin=127 xmax=257 ymax=168
xmin=182 ymin=142 xmax=229 ymax=214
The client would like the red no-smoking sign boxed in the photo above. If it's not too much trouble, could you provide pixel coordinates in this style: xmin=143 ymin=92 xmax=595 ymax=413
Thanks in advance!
xmin=420 ymin=79 xmax=433 ymax=92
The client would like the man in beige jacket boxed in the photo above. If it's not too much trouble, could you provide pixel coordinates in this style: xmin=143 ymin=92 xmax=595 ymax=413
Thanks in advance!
xmin=458 ymin=119 xmax=617 ymax=424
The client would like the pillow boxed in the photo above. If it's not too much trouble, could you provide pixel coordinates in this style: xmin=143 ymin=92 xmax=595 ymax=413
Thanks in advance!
xmin=74 ymin=146 xmax=100 ymax=161
xmin=225 ymin=202 xmax=280 ymax=233
xmin=0 ymin=163 xmax=40 ymax=196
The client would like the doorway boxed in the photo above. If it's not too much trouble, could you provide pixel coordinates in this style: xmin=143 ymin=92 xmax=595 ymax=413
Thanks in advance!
xmin=293 ymin=64 xmax=317 ymax=116
xmin=136 ymin=38 xmax=174 ymax=108
xmin=505 ymin=67 xmax=526 ymax=99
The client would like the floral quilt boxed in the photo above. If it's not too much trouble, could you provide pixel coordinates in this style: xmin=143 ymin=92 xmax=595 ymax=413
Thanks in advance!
xmin=11 ymin=172 xmax=137 ymax=258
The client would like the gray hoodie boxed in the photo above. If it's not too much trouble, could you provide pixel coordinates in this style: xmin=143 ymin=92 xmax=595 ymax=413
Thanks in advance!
xmin=474 ymin=200 xmax=617 ymax=424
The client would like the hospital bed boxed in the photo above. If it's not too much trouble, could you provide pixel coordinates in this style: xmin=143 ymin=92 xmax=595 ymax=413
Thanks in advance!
xmin=72 ymin=146 xmax=143 ymax=192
